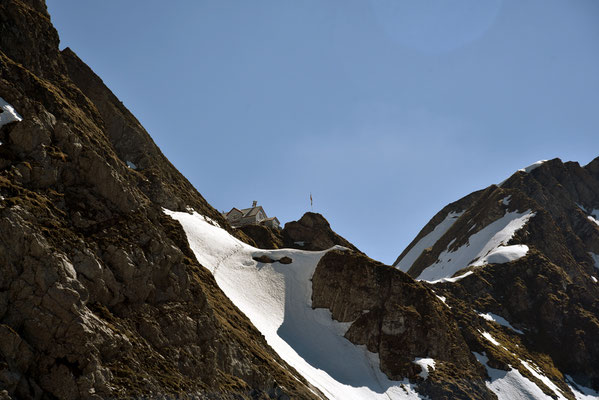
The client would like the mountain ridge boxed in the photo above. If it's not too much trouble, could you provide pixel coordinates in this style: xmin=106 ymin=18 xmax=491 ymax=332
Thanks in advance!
xmin=1 ymin=1 xmax=598 ymax=399
xmin=392 ymin=157 xmax=599 ymax=392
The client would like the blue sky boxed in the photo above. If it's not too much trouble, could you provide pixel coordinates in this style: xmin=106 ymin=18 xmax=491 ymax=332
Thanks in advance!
xmin=46 ymin=0 xmax=599 ymax=264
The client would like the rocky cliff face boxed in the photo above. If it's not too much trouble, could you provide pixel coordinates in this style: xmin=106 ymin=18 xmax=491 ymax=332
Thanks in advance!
xmin=312 ymin=250 xmax=494 ymax=400
xmin=0 ymin=1 xmax=317 ymax=398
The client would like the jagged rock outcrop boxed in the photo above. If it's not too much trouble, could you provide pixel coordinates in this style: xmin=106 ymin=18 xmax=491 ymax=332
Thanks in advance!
xmin=282 ymin=212 xmax=361 ymax=252
xmin=0 ymin=1 xmax=318 ymax=398
xmin=238 ymin=211 xmax=361 ymax=253
xmin=312 ymin=250 xmax=493 ymax=400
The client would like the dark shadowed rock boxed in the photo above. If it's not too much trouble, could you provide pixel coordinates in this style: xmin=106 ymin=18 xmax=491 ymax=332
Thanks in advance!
xmin=238 ymin=223 xmax=284 ymax=249
xmin=278 ymin=256 xmax=292 ymax=264
xmin=253 ymin=254 xmax=276 ymax=264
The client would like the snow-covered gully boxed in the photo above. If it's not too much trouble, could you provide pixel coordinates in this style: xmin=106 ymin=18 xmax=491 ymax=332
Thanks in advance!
xmin=165 ymin=209 xmax=421 ymax=399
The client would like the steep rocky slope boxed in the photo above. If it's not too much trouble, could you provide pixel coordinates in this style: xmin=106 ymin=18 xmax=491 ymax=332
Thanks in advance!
xmin=393 ymin=158 xmax=599 ymax=394
xmin=0 ymin=1 xmax=317 ymax=398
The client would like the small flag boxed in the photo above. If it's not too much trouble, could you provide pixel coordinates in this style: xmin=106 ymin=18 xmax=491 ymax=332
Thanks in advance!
xmin=310 ymin=193 xmax=313 ymax=209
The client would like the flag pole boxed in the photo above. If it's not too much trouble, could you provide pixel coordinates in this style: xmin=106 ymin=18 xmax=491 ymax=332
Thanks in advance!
xmin=310 ymin=192 xmax=313 ymax=212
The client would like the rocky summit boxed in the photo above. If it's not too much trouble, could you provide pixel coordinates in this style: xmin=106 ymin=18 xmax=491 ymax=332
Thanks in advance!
xmin=1 ymin=1 xmax=598 ymax=400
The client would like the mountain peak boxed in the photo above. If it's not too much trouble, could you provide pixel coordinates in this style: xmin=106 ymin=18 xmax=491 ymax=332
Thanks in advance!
xmin=393 ymin=156 xmax=599 ymax=390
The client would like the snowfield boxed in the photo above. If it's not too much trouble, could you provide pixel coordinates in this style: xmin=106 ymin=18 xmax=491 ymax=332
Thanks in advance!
xmin=520 ymin=360 xmax=568 ymax=400
xmin=417 ymin=210 xmax=535 ymax=282
xmin=479 ymin=330 xmax=500 ymax=346
xmin=164 ymin=209 xmax=422 ymax=400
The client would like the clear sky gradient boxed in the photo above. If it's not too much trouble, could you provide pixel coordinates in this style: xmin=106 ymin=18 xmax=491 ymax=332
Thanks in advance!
xmin=46 ymin=0 xmax=599 ymax=264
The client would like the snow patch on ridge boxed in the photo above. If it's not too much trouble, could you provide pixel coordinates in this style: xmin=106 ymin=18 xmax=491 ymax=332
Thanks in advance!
xmin=164 ymin=209 xmax=424 ymax=400
xmin=417 ymin=210 xmax=535 ymax=282
xmin=395 ymin=211 xmax=463 ymax=272
xmin=520 ymin=360 xmax=567 ymax=400
xmin=566 ymin=375 xmax=599 ymax=400
xmin=478 ymin=312 xmax=524 ymax=335
xmin=498 ymin=160 xmax=548 ymax=186
xmin=477 ymin=245 xmax=530 ymax=265
xmin=473 ymin=352 xmax=561 ymax=400
xmin=0 ymin=96 xmax=23 ymax=128
xmin=428 ymin=271 xmax=473 ymax=284
xmin=435 ymin=295 xmax=449 ymax=308
xmin=479 ymin=330 xmax=500 ymax=346
xmin=412 ymin=358 xmax=435 ymax=379
xmin=519 ymin=160 xmax=548 ymax=173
